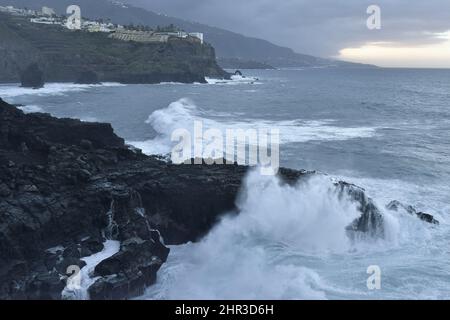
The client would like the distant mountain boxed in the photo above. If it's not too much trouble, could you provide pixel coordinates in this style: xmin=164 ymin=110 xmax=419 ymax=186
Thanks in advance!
xmin=0 ymin=0 xmax=375 ymax=68
xmin=217 ymin=58 xmax=276 ymax=70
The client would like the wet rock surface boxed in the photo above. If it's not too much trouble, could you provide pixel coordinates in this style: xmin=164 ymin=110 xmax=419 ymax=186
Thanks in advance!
xmin=387 ymin=200 xmax=439 ymax=225
xmin=0 ymin=98 xmax=437 ymax=299
xmin=338 ymin=181 xmax=385 ymax=237
xmin=0 ymin=97 xmax=246 ymax=299
xmin=0 ymin=13 xmax=229 ymax=85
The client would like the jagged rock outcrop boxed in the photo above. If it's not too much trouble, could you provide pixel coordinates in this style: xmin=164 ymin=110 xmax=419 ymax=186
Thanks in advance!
xmin=387 ymin=200 xmax=439 ymax=225
xmin=20 ymin=63 xmax=45 ymax=89
xmin=0 ymin=98 xmax=437 ymax=299
xmin=338 ymin=182 xmax=385 ymax=238
xmin=0 ymin=97 xmax=246 ymax=299
xmin=0 ymin=13 xmax=229 ymax=85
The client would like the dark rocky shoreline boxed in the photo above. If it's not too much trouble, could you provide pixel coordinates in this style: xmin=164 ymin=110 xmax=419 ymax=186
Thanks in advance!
xmin=0 ymin=98 xmax=437 ymax=300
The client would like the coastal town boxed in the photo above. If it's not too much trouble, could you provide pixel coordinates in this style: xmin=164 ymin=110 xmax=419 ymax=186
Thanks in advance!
xmin=0 ymin=5 xmax=204 ymax=44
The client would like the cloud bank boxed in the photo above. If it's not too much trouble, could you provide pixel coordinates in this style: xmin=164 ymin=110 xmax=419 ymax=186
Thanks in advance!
xmin=127 ymin=0 xmax=450 ymax=59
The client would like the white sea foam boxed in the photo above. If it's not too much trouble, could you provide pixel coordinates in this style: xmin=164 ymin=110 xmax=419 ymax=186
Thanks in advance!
xmin=79 ymin=116 xmax=99 ymax=123
xmin=157 ymin=82 xmax=196 ymax=85
xmin=142 ymin=170 xmax=446 ymax=300
xmin=17 ymin=105 xmax=44 ymax=113
xmin=205 ymin=75 xmax=262 ymax=85
xmin=0 ymin=82 xmax=125 ymax=98
xmin=62 ymin=240 xmax=120 ymax=300
xmin=139 ymin=75 xmax=260 ymax=86
xmin=129 ymin=98 xmax=377 ymax=156
xmin=144 ymin=171 xmax=362 ymax=300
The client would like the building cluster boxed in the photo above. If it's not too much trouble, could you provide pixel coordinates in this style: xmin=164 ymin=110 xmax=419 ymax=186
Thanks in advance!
xmin=109 ymin=30 xmax=204 ymax=44
xmin=0 ymin=5 xmax=55 ymax=17
xmin=0 ymin=5 xmax=204 ymax=44
xmin=1 ymin=5 xmax=65 ymax=26
xmin=82 ymin=21 xmax=118 ymax=33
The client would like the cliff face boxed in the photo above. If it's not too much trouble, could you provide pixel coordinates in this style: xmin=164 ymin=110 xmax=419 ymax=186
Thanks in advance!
xmin=0 ymin=13 xmax=228 ymax=84
xmin=0 ymin=98 xmax=435 ymax=300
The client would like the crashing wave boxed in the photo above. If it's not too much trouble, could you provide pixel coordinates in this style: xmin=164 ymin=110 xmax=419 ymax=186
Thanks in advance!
xmin=129 ymin=98 xmax=377 ymax=157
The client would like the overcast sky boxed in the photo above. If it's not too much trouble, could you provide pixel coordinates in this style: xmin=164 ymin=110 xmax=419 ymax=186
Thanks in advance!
xmin=127 ymin=0 xmax=450 ymax=67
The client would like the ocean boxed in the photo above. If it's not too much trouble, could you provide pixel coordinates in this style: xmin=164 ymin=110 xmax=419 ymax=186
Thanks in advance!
xmin=1 ymin=67 xmax=449 ymax=299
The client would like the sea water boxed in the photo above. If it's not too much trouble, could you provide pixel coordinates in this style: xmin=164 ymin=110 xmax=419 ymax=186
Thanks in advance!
xmin=2 ymin=67 xmax=449 ymax=299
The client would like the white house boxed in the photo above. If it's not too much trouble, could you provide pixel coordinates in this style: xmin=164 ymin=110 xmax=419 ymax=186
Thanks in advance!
xmin=155 ymin=31 xmax=204 ymax=44
xmin=41 ymin=6 xmax=56 ymax=16
xmin=0 ymin=5 xmax=38 ymax=16
xmin=0 ymin=6 xmax=23 ymax=15
xmin=30 ymin=17 xmax=59 ymax=25
xmin=189 ymin=32 xmax=204 ymax=44
xmin=82 ymin=21 xmax=116 ymax=33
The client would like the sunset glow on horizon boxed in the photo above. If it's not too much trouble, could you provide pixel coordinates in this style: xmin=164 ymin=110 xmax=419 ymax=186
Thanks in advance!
xmin=338 ymin=31 xmax=450 ymax=68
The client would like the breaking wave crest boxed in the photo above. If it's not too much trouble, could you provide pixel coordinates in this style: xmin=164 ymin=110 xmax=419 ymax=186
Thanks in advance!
xmin=130 ymin=98 xmax=377 ymax=156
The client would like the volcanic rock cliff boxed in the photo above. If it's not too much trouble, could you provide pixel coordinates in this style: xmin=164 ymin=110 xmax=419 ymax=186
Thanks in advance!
xmin=0 ymin=13 xmax=228 ymax=85
xmin=0 ymin=98 xmax=435 ymax=300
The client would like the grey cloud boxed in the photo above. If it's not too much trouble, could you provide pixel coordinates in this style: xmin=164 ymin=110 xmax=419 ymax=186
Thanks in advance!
xmin=127 ymin=0 xmax=450 ymax=57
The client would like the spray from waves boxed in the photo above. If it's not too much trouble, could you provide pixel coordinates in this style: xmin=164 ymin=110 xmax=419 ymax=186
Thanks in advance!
xmin=0 ymin=83 xmax=125 ymax=98
xmin=142 ymin=75 xmax=261 ymax=86
xmin=143 ymin=171 xmax=367 ymax=300
xmin=129 ymin=98 xmax=378 ymax=156
xmin=142 ymin=170 xmax=442 ymax=300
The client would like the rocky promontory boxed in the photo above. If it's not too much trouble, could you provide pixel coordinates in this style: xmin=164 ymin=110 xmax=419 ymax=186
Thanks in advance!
xmin=0 ymin=13 xmax=229 ymax=85
xmin=0 ymin=98 xmax=437 ymax=300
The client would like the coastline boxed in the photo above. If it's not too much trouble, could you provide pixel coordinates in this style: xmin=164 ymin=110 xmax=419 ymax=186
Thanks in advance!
xmin=0 ymin=97 xmax=437 ymax=300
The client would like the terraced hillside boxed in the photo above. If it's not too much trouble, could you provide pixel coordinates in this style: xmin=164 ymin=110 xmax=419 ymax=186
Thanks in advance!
xmin=0 ymin=13 xmax=228 ymax=83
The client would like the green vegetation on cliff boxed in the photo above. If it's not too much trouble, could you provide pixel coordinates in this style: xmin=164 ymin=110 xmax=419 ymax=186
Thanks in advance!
xmin=0 ymin=13 xmax=228 ymax=83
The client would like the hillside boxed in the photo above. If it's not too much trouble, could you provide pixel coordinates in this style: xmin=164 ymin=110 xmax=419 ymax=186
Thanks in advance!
xmin=0 ymin=12 xmax=227 ymax=84
xmin=0 ymin=0 xmax=374 ymax=68
xmin=217 ymin=58 xmax=276 ymax=70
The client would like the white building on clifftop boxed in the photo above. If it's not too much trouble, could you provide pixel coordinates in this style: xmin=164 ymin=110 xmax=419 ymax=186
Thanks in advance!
xmin=189 ymin=32 xmax=204 ymax=44
xmin=30 ymin=17 xmax=60 ymax=25
xmin=41 ymin=6 xmax=56 ymax=16
xmin=0 ymin=5 xmax=37 ymax=16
